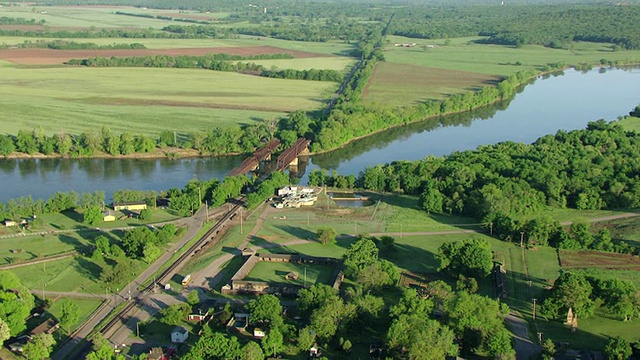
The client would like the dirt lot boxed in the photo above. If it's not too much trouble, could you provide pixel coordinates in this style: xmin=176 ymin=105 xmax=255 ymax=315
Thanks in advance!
xmin=0 ymin=45 xmax=328 ymax=65
xmin=559 ymin=249 xmax=640 ymax=270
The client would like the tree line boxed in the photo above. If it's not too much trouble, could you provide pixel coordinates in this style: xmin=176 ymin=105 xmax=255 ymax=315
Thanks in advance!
xmin=65 ymin=53 xmax=343 ymax=82
xmin=0 ymin=16 xmax=45 ymax=25
xmin=0 ymin=39 xmax=146 ymax=50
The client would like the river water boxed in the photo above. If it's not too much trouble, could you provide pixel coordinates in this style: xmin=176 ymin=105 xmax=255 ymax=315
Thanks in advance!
xmin=1 ymin=67 xmax=639 ymax=202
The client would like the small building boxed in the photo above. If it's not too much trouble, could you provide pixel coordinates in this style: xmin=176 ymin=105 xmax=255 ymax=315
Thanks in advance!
xmin=113 ymin=201 xmax=148 ymax=211
xmin=253 ymin=328 xmax=266 ymax=338
xmin=3 ymin=220 xmax=16 ymax=227
xmin=171 ymin=326 xmax=188 ymax=343
xmin=30 ymin=319 xmax=59 ymax=336
xmin=103 ymin=210 xmax=116 ymax=222
xmin=242 ymin=248 xmax=256 ymax=257
xmin=285 ymin=271 xmax=299 ymax=280
xmin=188 ymin=304 xmax=210 ymax=322
xmin=227 ymin=313 xmax=249 ymax=329
xmin=148 ymin=347 xmax=164 ymax=360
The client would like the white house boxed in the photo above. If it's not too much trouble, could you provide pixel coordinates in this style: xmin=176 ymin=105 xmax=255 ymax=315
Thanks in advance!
xmin=171 ymin=326 xmax=188 ymax=343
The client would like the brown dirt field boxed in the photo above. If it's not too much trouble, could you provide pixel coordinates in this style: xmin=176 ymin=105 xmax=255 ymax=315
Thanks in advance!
xmin=0 ymin=45 xmax=328 ymax=65
xmin=559 ymin=249 xmax=640 ymax=270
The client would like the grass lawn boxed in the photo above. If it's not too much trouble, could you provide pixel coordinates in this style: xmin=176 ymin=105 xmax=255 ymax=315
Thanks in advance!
xmin=513 ymin=207 xmax=639 ymax=225
xmin=244 ymin=261 xmax=335 ymax=286
xmin=48 ymin=298 xmax=104 ymax=334
xmin=0 ymin=66 xmax=335 ymax=136
xmin=0 ymin=231 xmax=89 ymax=265
xmin=262 ymin=240 xmax=353 ymax=258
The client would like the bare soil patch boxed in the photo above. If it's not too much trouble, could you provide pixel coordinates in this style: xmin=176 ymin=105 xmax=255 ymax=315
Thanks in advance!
xmin=559 ymin=250 xmax=640 ymax=270
xmin=0 ymin=45 xmax=329 ymax=65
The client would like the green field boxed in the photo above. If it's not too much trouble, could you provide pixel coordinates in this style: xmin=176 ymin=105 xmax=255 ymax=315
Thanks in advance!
xmin=244 ymin=260 xmax=335 ymax=286
xmin=617 ymin=116 xmax=640 ymax=133
xmin=252 ymin=57 xmax=354 ymax=71
xmin=49 ymin=297 xmax=104 ymax=334
xmin=0 ymin=65 xmax=336 ymax=136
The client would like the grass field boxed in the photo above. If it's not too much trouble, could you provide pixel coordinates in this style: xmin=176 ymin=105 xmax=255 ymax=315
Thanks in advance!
xmin=0 ymin=65 xmax=335 ymax=136
xmin=244 ymin=261 xmax=335 ymax=286
xmin=365 ymin=62 xmax=499 ymax=104
xmin=0 ymin=232 xmax=88 ymax=265
xmin=617 ymin=116 xmax=640 ymax=132
xmin=252 ymin=57 xmax=355 ymax=71
xmin=49 ymin=297 xmax=104 ymax=334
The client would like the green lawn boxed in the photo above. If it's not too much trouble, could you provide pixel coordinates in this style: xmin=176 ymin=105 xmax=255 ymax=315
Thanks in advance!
xmin=49 ymin=298 xmax=104 ymax=334
xmin=0 ymin=65 xmax=335 ymax=136
xmin=0 ymin=232 xmax=89 ymax=265
xmin=244 ymin=261 xmax=335 ymax=286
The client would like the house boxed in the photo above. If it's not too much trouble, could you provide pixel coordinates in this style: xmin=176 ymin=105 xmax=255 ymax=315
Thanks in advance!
xmin=188 ymin=304 xmax=210 ymax=322
xmin=171 ymin=326 xmax=188 ymax=343
xmin=253 ymin=328 xmax=265 ymax=338
xmin=103 ymin=210 xmax=116 ymax=222
xmin=285 ymin=271 xmax=299 ymax=280
xmin=227 ymin=313 xmax=249 ymax=329
xmin=113 ymin=201 xmax=147 ymax=211
xmin=30 ymin=319 xmax=59 ymax=336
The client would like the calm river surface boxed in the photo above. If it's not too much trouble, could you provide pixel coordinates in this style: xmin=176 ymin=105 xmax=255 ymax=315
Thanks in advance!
xmin=1 ymin=68 xmax=639 ymax=202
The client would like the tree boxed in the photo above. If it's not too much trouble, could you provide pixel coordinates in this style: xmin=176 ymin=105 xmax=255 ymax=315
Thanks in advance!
xmin=262 ymin=328 xmax=284 ymax=358
xmin=343 ymin=237 xmax=379 ymax=277
xmin=160 ymin=303 xmax=191 ymax=326
xmin=186 ymin=290 xmax=200 ymax=306
xmin=0 ymin=135 xmax=15 ymax=156
xmin=95 ymin=235 xmax=111 ymax=256
xmin=298 ymin=284 xmax=339 ymax=313
xmin=0 ymin=270 xmax=35 ymax=336
xmin=542 ymin=338 xmax=556 ymax=360
xmin=604 ymin=336 xmax=632 ymax=360
xmin=297 ymin=327 xmax=316 ymax=352
xmin=142 ymin=243 xmax=161 ymax=264
xmin=0 ymin=319 xmax=10 ymax=346
xmin=438 ymin=238 xmax=493 ymax=280
xmin=22 ymin=333 xmax=55 ymax=360
xmin=387 ymin=313 xmax=458 ymax=360
xmin=247 ymin=294 xmax=283 ymax=328
xmin=58 ymin=298 xmax=80 ymax=334
xmin=241 ymin=341 xmax=265 ymax=360
xmin=316 ymin=227 xmax=337 ymax=245
xmin=139 ymin=208 xmax=152 ymax=221
xmin=487 ymin=329 xmax=516 ymax=360
xmin=541 ymin=272 xmax=595 ymax=320
xmin=83 ymin=205 xmax=103 ymax=226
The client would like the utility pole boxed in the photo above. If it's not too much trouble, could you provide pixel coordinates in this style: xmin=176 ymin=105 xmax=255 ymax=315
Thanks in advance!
xmin=307 ymin=212 xmax=310 ymax=227
xmin=520 ymin=232 xmax=525 ymax=248
xmin=205 ymin=201 xmax=209 ymax=222
xmin=240 ymin=208 xmax=243 ymax=234
xmin=400 ymin=223 xmax=403 ymax=238
xmin=532 ymin=298 xmax=537 ymax=320
xmin=537 ymin=332 xmax=543 ymax=344
xmin=354 ymin=220 xmax=357 ymax=235
xmin=489 ymin=222 xmax=493 ymax=235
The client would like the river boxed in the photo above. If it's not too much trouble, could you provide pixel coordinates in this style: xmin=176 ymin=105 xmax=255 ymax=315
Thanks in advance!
xmin=1 ymin=67 xmax=639 ymax=202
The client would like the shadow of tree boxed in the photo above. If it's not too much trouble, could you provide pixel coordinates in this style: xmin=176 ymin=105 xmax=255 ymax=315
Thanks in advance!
xmin=73 ymin=256 xmax=102 ymax=282
xmin=272 ymin=224 xmax=316 ymax=241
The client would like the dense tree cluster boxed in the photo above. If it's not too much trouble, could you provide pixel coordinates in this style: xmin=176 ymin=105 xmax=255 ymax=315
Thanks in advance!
xmin=437 ymin=238 xmax=494 ymax=280
xmin=541 ymin=271 xmax=640 ymax=322
xmin=0 ymin=190 xmax=104 ymax=221
xmin=389 ymin=4 xmax=640 ymax=50
xmin=0 ymin=271 xmax=35 ymax=337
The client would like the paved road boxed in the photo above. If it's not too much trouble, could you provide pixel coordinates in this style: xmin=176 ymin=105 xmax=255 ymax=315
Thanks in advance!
xmin=51 ymin=206 xmax=208 ymax=360
xmin=505 ymin=312 xmax=541 ymax=360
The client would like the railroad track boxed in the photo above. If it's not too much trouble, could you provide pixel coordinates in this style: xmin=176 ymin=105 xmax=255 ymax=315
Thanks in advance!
xmin=60 ymin=200 xmax=245 ymax=359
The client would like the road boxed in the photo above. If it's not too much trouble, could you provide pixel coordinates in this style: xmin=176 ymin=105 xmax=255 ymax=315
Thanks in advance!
xmin=505 ymin=312 xmax=541 ymax=360
xmin=51 ymin=206 xmax=208 ymax=360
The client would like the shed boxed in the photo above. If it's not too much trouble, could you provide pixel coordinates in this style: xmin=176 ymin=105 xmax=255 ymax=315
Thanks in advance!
xmin=103 ymin=210 xmax=116 ymax=222
xmin=285 ymin=271 xmax=299 ymax=280
xmin=253 ymin=328 xmax=266 ymax=338
xmin=171 ymin=326 xmax=188 ymax=343
xmin=3 ymin=220 xmax=16 ymax=227
xmin=148 ymin=347 xmax=164 ymax=360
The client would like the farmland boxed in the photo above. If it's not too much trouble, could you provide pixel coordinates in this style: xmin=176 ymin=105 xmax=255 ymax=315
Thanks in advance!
xmin=0 ymin=65 xmax=336 ymax=136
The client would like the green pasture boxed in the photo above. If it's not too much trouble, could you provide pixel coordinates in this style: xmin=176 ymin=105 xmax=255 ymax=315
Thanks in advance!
xmin=0 ymin=232 xmax=90 ymax=265
xmin=252 ymin=57 xmax=355 ymax=71
xmin=617 ymin=116 xmax=640 ymax=133
xmin=260 ymin=240 xmax=353 ymax=258
xmin=0 ymin=65 xmax=335 ymax=136
xmin=0 ymin=5 xmax=178 ymax=29
xmin=514 ymin=207 xmax=639 ymax=225
xmin=383 ymin=35 xmax=640 ymax=76
xmin=365 ymin=62 xmax=498 ymax=105
xmin=49 ymin=298 xmax=104 ymax=334
xmin=244 ymin=261 xmax=335 ymax=286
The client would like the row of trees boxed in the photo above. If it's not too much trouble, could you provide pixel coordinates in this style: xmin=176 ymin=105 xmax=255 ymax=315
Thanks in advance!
xmin=0 ymin=190 xmax=104 ymax=221
xmin=0 ymin=39 xmax=146 ymax=50
xmin=0 ymin=16 xmax=45 ymax=25
xmin=66 ymin=54 xmax=342 ymax=82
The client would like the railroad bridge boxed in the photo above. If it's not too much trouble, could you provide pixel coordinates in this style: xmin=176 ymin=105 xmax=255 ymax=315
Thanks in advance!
xmin=229 ymin=139 xmax=281 ymax=176
xmin=277 ymin=138 xmax=311 ymax=171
